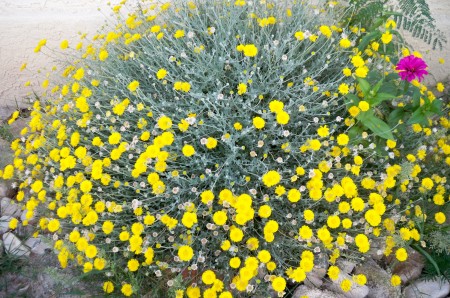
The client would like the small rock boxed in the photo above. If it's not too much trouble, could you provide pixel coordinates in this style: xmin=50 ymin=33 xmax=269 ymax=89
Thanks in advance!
xmin=293 ymin=285 xmax=344 ymax=298
xmin=391 ymin=248 xmax=425 ymax=284
xmin=337 ymin=260 xmax=356 ymax=274
xmin=0 ymin=184 xmax=7 ymax=198
xmin=325 ymin=271 xmax=369 ymax=298
xmin=304 ymin=268 xmax=325 ymax=288
xmin=0 ymin=215 xmax=13 ymax=233
xmin=354 ymin=258 xmax=401 ymax=298
xmin=404 ymin=278 xmax=450 ymax=298
xmin=1 ymin=197 xmax=21 ymax=217
xmin=24 ymin=237 xmax=51 ymax=255
xmin=2 ymin=232 xmax=30 ymax=257
xmin=368 ymin=237 xmax=386 ymax=261
xmin=304 ymin=254 xmax=328 ymax=288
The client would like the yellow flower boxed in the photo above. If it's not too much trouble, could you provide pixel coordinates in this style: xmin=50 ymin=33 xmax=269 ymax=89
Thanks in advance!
xmin=338 ymin=83 xmax=349 ymax=95
xmin=435 ymin=212 xmax=446 ymax=224
xmin=230 ymin=257 xmax=241 ymax=268
xmin=258 ymin=205 xmax=272 ymax=218
xmin=174 ymin=29 xmax=185 ymax=38
xmin=237 ymin=83 xmax=247 ymax=95
xmin=304 ymin=209 xmax=314 ymax=221
xmin=182 ymin=212 xmax=198 ymax=228
xmin=262 ymin=170 xmax=281 ymax=187
xmin=257 ymin=250 xmax=271 ymax=263
xmin=231 ymin=122 xmax=242 ymax=132
xmin=108 ymin=132 xmax=121 ymax=145
xmin=202 ymin=270 xmax=216 ymax=285
xmin=339 ymin=38 xmax=351 ymax=48
xmin=395 ymin=248 xmax=408 ymax=261
xmin=358 ymin=101 xmax=370 ymax=112
xmin=128 ymin=259 xmax=139 ymax=271
xmin=337 ymin=134 xmax=349 ymax=146
xmin=85 ymin=245 xmax=97 ymax=258
xmin=365 ymin=209 xmax=381 ymax=226
xmin=48 ymin=219 xmax=60 ymax=232
xmin=269 ymin=100 xmax=284 ymax=113
xmin=121 ymin=284 xmax=133 ymax=297
xmin=182 ymin=144 xmax=195 ymax=157
xmin=327 ymin=215 xmax=341 ymax=229
xmin=381 ymin=31 xmax=393 ymax=44
xmin=230 ymin=226 xmax=244 ymax=242
xmin=103 ymin=281 xmax=114 ymax=293
xmin=98 ymin=50 xmax=108 ymax=61
xmin=341 ymin=279 xmax=352 ymax=292
xmin=355 ymin=66 xmax=369 ymax=78
xmin=9 ymin=218 xmax=18 ymax=230
xmin=213 ymin=211 xmax=228 ymax=225
xmin=158 ymin=116 xmax=172 ymax=130
xmin=156 ymin=68 xmax=167 ymax=80
xmin=206 ymin=137 xmax=218 ymax=149
xmin=253 ymin=116 xmax=265 ymax=129
xmin=243 ymin=44 xmax=258 ymax=57
xmin=102 ymin=221 xmax=114 ymax=234
xmin=128 ymin=80 xmax=139 ymax=92
xmin=317 ymin=125 xmax=329 ymax=137
xmin=299 ymin=225 xmax=313 ymax=240
xmin=272 ymin=276 xmax=286 ymax=292
xmin=276 ymin=111 xmax=290 ymax=125
xmin=342 ymin=68 xmax=352 ymax=76
xmin=295 ymin=31 xmax=305 ymax=40
xmin=355 ymin=234 xmax=370 ymax=253
xmin=178 ymin=245 xmax=194 ymax=261
xmin=391 ymin=274 xmax=401 ymax=286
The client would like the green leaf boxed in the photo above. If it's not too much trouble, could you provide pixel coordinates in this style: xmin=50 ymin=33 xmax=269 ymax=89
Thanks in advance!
xmin=382 ymin=11 xmax=403 ymax=17
xmin=385 ymin=73 xmax=399 ymax=81
xmin=408 ymin=108 xmax=428 ymax=125
xmin=361 ymin=113 xmax=394 ymax=139
xmin=358 ymin=30 xmax=381 ymax=51
xmin=411 ymin=244 xmax=441 ymax=277
xmin=370 ymin=92 xmax=396 ymax=106
xmin=356 ymin=78 xmax=371 ymax=96
xmin=369 ymin=18 xmax=384 ymax=31
xmin=429 ymin=99 xmax=443 ymax=114
xmin=388 ymin=108 xmax=405 ymax=127
xmin=345 ymin=94 xmax=360 ymax=106
xmin=372 ymin=78 xmax=384 ymax=94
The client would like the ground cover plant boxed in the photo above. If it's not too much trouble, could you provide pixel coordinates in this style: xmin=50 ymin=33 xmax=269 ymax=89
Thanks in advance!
xmin=1 ymin=0 xmax=449 ymax=297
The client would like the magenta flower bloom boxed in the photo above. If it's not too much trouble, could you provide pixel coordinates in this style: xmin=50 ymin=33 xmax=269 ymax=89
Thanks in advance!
xmin=395 ymin=55 xmax=428 ymax=82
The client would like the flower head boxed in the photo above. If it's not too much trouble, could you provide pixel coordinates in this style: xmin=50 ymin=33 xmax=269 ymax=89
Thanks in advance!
xmin=395 ymin=55 xmax=428 ymax=82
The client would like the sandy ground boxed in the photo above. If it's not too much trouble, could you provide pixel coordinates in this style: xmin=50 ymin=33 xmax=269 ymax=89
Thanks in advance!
xmin=0 ymin=0 xmax=449 ymax=120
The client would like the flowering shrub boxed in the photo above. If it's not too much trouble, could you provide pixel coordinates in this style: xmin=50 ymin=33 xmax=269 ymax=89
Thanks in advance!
xmin=2 ymin=0 xmax=449 ymax=297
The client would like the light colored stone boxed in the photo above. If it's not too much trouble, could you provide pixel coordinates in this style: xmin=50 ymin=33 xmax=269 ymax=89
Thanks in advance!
xmin=1 ymin=197 xmax=21 ymax=217
xmin=0 ymin=184 xmax=9 ymax=198
xmin=24 ymin=237 xmax=51 ymax=255
xmin=0 ymin=215 xmax=14 ymax=234
xmin=391 ymin=248 xmax=425 ymax=284
xmin=2 ymin=232 xmax=30 ymax=257
xmin=293 ymin=285 xmax=344 ymax=298
xmin=404 ymin=278 xmax=450 ymax=298
xmin=354 ymin=258 xmax=401 ymax=298
xmin=337 ymin=260 xmax=356 ymax=274
xmin=325 ymin=271 xmax=369 ymax=298
xmin=304 ymin=269 xmax=325 ymax=288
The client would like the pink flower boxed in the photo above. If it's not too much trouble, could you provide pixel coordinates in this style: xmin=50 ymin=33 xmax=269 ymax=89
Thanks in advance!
xmin=395 ymin=55 xmax=428 ymax=82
